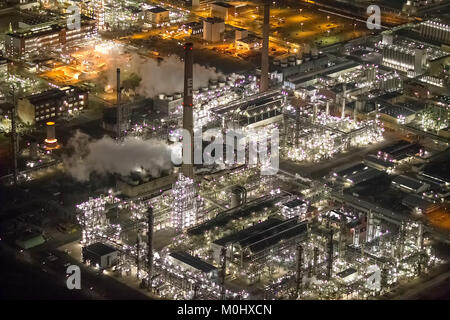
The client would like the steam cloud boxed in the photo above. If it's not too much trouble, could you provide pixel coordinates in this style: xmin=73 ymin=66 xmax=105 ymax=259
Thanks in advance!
xmin=64 ymin=131 xmax=173 ymax=182
xmin=103 ymin=47 xmax=223 ymax=97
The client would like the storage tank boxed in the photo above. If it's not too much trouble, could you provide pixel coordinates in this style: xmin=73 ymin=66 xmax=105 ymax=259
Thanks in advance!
xmin=174 ymin=92 xmax=182 ymax=99
xmin=44 ymin=121 xmax=58 ymax=149
xmin=230 ymin=186 xmax=247 ymax=208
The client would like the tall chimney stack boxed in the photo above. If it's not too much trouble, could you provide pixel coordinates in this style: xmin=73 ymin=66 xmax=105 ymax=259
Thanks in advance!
xmin=260 ymin=1 xmax=270 ymax=93
xmin=182 ymin=43 xmax=194 ymax=179
xmin=341 ymin=84 xmax=346 ymax=119
xmin=11 ymin=90 xmax=17 ymax=185
xmin=116 ymin=68 xmax=123 ymax=138
xmin=116 ymin=68 xmax=121 ymax=104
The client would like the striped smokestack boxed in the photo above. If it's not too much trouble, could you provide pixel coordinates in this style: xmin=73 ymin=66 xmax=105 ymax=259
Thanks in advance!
xmin=182 ymin=42 xmax=194 ymax=179
xmin=117 ymin=68 xmax=121 ymax=104
xmin=260 ymin=1 xmax=270 ymax=93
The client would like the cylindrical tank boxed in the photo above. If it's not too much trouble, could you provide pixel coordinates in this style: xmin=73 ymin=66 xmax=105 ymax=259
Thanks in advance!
xmin=158 ymin=93 xmax=165 ymax=100
xmin=230 ymin=186 xmax=247 ymax=208
xmin=45 ymin=121 xmax=58 ymax=149
xmin=165 ymin=95 xmax=173 ymax=101
xmin=46 ymin=122 xmax=56 ymax=140
xmin=174 ymin=92 xmax=182 ymax=99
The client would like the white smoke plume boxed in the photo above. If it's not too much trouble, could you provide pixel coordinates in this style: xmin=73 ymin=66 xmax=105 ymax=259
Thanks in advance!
xmin=64 ymin=131 xmax=173 ymax=182
xmin=101 ymin=45 xmax=223 ymax=97
xmin=134 ymin=55 xmax=224 ymax=97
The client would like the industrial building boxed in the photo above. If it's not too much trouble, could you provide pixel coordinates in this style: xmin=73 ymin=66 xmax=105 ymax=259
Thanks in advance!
xmin=235 ymin=28 xmax=248 ymax=41
xmin=154 ymin=93 xmax=183 ymax=115
xmin=203 ymin=17 xmax=225 ymax=43
xmin=3 ymin=0 xmax=449 ymax=302
xmin=146 ymin=6 xmax=169 ymax=25
xmin=82 ymin=242 xmax=119 ymax=268
xmin=210 ymin=2 xmax=235 ymax=21
xmin=419 ymin=18 xmax=450 ymax=45
xmin=212 ymin=90 xmax=285 ymax=129
xmin=18 ymin=86 xmax=88 ymax=124
xmin=5 ymin=17 xmax=97 ymax=58
xmin=15 ymin=231 xmax=46 ymax=250
xmin=211 ymin=217 xmax=308 ymax=268
xmin=235 ymin=35 xmax=262 ymax=51
xmin=392 ymin=175 xmax=430 ymax=194
xmin=116 ymin=173 xmax=175 ymax=198
xmin=169 ymin=251 xmax=218 ymax=280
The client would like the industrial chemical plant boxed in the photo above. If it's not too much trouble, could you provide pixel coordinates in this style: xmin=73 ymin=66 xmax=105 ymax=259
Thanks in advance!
xmin=0 ymin=0 xmax=449 ymax=304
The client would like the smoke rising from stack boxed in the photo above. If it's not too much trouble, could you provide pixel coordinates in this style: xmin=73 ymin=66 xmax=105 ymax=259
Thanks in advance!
xmin=102 ymin=47 xmax=223 ymax=98
xmin=63 ymin=131 xmax=173 ymax=182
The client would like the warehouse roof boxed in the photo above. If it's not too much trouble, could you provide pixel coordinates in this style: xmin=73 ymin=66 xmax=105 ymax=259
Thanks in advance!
xmin=170 ymin=251 xmax=217 ymax=274
xmin=84 ymin=242 xmax=117 ymax=256
xmin=27 ymin=89 xmax=65 ymax=105
xmin=149 ymin=6 xmax=168 ymax=13
xmin=420 ymin=158 xmax=450 ymax=184
xmin=346 ymin=167 xmax=382 ymax=185
xmin=334 ymin=163 xmax=369 ymax=179
xmin=379 ymin=140 xmax=412 ymax=155
xmin=214 ymin=218 xmax=308 ymax=254
xmin=392 ymin=175 xmax=428 ymax=192
xmin=212 ymin=2 xmax=234 ymax=8
xmin=283 ymin=198 xmax=307 ymax=209
xmin=364 ymin=154 xmax=394 ymax=169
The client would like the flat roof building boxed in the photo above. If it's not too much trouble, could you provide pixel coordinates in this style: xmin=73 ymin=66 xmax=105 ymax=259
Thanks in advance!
xmin=211 ymin=2 xmax=235 ymax=20
xmin=212 ymin=217 xmax=308 ymax=267
xmin=203 ymin=17 xmax=225 ymax=43
xmin=82 ymin=242 xmax=118 ymax=269
xmin=169 ymin=251 xmax=218 ymax=280
xmin=146 ymin=6 xmax=169 ymax=25
xmin=18 ymin=86 xmax=88 ymax=125
xmin=5 ymin=17 xmax=97 ymax=58
xmin=392 ymin=175 xmax=430 ymax=193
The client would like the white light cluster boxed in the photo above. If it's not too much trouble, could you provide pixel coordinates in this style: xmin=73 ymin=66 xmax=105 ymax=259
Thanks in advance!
xmin=171 ymin=173 xmax=197 ymax=230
